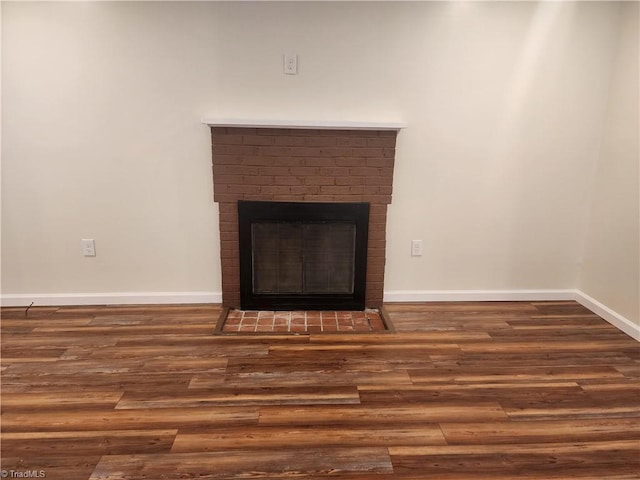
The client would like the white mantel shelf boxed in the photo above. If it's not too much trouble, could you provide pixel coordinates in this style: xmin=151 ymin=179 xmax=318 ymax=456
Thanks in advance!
xmin=202 ymin=118 xmax=406 ymax=131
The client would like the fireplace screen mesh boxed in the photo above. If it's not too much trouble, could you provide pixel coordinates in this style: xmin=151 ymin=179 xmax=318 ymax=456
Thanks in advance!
xmin=252 ymin=222 xmax=356 ymax=295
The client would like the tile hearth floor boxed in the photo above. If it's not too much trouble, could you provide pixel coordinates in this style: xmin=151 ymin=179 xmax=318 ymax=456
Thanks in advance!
xmin=221 ymin=309 xmax=387 ymax=333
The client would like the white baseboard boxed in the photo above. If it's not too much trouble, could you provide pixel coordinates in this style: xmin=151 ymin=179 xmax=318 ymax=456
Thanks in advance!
xmin=0 ymin=292 xmax=222 ymax=307
xmin=3 ymin=289 xmax=637 ymax=341
xmin=573 ymin=290 xmax=640 ymax=342
xmin=383 ymin=289 xmax=576 ymax=303
xmin=384 ymin=288 xmax=638 ymax=341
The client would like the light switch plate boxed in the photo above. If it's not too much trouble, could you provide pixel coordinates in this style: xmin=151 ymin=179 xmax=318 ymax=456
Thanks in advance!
xmin=81 ymin=239 xmax=96 ymax=257
xmin=411 ymin=239 xmax=423 ymax=256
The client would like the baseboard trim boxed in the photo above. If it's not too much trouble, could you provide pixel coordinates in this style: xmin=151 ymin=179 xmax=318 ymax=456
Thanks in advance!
xmin=573 ymin=290 xmax=640 ymax=342
xmin=383 ymin=289 xmax=638 ymax=341
xmin=0 ymin=292 xmax=222 ymax=307
xmin=383 ymin=289 xmax=576 ymax=303
xmin=3 ymin=289 xmax=636 ymax=341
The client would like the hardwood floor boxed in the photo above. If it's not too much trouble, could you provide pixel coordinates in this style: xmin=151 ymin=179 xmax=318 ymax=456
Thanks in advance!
xmin=1 ymin=301 xmax=638 ymax=479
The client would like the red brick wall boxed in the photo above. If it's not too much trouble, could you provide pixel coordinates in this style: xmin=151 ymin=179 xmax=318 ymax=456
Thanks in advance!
xmin=210 ymin=127 xmax=397 ymax=308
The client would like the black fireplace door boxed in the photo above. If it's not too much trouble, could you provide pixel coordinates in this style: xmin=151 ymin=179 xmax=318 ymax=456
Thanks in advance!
xmin=238 ymin=201 xmax=369 ymax=310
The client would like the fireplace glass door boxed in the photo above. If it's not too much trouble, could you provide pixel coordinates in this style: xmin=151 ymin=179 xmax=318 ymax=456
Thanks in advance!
xmin=238 ymin=201 xmax=369 ymax=310
xmin=252 ymin=222 xmax=356 ymax=295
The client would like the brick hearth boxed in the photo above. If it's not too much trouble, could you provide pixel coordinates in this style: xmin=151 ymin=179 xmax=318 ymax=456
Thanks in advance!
xmin=209 ymin=125 xmax=399 ymax=308
xmin=221 ymin=309 xmax=387 ymax=333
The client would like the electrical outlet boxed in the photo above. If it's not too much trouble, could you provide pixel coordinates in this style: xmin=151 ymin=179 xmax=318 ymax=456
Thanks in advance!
xmin=283 ymin=54 xmax=298 ymax=75
xmin=411 ymin=239 xmax=423 ymax=257
xmin=81 ymin=239 xmax=96 ymax=257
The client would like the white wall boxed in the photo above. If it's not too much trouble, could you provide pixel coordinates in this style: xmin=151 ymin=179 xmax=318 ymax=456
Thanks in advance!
xmin=1 ymin=2 xmax=636 ymax=326
xmin=579 ymin=2 xmax=639 ymax=327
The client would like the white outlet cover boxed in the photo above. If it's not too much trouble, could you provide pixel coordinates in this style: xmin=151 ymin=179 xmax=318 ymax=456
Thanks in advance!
xmin=283 ymin=54 xmax=298 ymax=75
xmin=81 ymin=239 xmax=96 ymax=257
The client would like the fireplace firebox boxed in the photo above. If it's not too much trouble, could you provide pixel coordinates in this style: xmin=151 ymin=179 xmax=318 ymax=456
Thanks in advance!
xmin=238 ymin=201 xmax=369 ymax=311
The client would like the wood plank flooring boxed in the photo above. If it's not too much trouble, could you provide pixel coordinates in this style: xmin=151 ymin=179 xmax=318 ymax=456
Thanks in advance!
xmin=1 ymin=301 xmax=638 ymax=479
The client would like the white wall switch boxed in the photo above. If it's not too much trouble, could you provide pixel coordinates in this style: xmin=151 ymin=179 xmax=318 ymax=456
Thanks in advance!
xmin=81 ymin=239 xmax=96 ymax=257
xmin=283 ymin=54 xmax=298 ymax=75
xmin=411 ymin=239 xmax=423 ymax=257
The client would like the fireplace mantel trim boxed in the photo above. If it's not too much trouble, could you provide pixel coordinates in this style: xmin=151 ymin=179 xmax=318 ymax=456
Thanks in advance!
xmin=202 ymin=118 xmax=406 ymax=131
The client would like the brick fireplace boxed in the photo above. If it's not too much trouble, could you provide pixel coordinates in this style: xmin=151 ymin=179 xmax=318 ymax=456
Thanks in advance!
xmin=206 ymin=120 xmax=402 ymax=309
